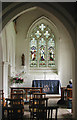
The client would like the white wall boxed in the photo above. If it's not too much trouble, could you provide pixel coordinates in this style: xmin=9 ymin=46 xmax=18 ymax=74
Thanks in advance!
xmin=15 ymin=8 xmax=74 ymax=87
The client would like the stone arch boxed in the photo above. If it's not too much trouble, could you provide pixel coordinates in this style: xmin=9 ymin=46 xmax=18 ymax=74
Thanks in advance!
xmin=2 ymin=3 xmax=75 ymax=46
xmin=1 ymin=2 xmax=76 ymax=118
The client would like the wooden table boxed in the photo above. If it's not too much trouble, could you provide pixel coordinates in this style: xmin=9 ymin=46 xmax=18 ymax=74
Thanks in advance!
xmin=10 ymin=87 xmax=43 ymax=101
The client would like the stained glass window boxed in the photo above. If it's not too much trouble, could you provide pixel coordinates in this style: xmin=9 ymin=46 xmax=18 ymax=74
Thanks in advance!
xmin=29 ymin=22 xmax=56 ymax=68
xmin=48 ymin=36 xmax=55 ymax=67
xmin=39 ymin=38 xmax=46 ymax=67
xmin=30 ymin=38 xmax=37 ymax=67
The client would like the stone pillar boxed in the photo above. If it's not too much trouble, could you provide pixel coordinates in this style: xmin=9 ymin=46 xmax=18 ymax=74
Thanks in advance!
xmin=0 ymin=1 xmax=2 ymax=117
xmin=0 ymin=62 xmax=3 ymax=90
xmin=73 ymin=20 xmax=77 ymax=119
xmin=3 ymin=62 xmax=8 ymax=98
xmin=0 ymin=61 xmax=3 ymax=120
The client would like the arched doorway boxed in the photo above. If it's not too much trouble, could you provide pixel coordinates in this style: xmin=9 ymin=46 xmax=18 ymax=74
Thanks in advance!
xmin=1 ymin=2 xmax=76 ymax=119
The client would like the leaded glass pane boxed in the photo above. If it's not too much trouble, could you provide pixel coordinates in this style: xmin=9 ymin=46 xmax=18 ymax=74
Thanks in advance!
xmin=35 ymin=30 xmax=41 ymax=38
xmin=39 ymin=38 xmax=46 ymax=67
xmin=30 ymin=37 xmax=37 ymax=67
xmin=48 ymin=37 xmax=55 ymax=67
xmin=44 ymin=31 xmax=50 ymax=38
xmin=39 ymin=24 xmax=46 ymax=31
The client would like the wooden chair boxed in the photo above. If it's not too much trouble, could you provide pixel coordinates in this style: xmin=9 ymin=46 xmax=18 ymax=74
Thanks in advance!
xmin=0 ymin=90 xmax=5 ymax=107
xmin=47 ymin=104 xmax=59 ymax=120
xmin=0 ymin=90 xmax=6 ymax=119
xmin=30 ymin=97 xmax=48 ymax=119
xmin=3 ymin=98 xmax=24 ymax=120
xmin=29 ymin=92 xmax=47 ymax=119
xmin=11 ymin=89 xmax=24 ymax=112
xmin=29 ymin=89 xmax=40 ymax=100
xmin=11 ymin=89 xmax=24 ymax=99
xmin=67 ymin=88 xmax=72 ymax=109
xmin=67 ymin=88 xmax=72 ymax=99
xmin=29 ymin=89 xmax=40 ymax=113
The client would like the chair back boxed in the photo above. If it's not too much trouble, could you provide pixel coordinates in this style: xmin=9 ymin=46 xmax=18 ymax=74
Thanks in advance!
xmin=33 ymin=92 xmax=46 ymax=99
xmin=67 ymin=88 xmax=72 ymax=100
xmin=67 ymin=88 xmax=72 ymax=109
xmin=11 ymin=89 xmax=24 ymax=99
xmin=3 ymin=98 xmax=24 ymax=119
xmin=31 ymin=97 xmax=48 ymax=119
xmin=0 ymin=90 xmax=5 ymax=106
xmin=5 ymin=98 xmax=24 ymax=106
xmin=29 ymin=89 xmax=40 ymax=100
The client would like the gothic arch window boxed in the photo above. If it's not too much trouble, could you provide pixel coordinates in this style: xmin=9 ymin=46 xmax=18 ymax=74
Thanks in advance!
xmin=29 ymin=17 xmax=57 ymax=70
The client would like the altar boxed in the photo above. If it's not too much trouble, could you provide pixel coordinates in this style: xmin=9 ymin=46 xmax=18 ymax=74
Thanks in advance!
xmin=32 ymin=80 xmax=61 ymax=94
